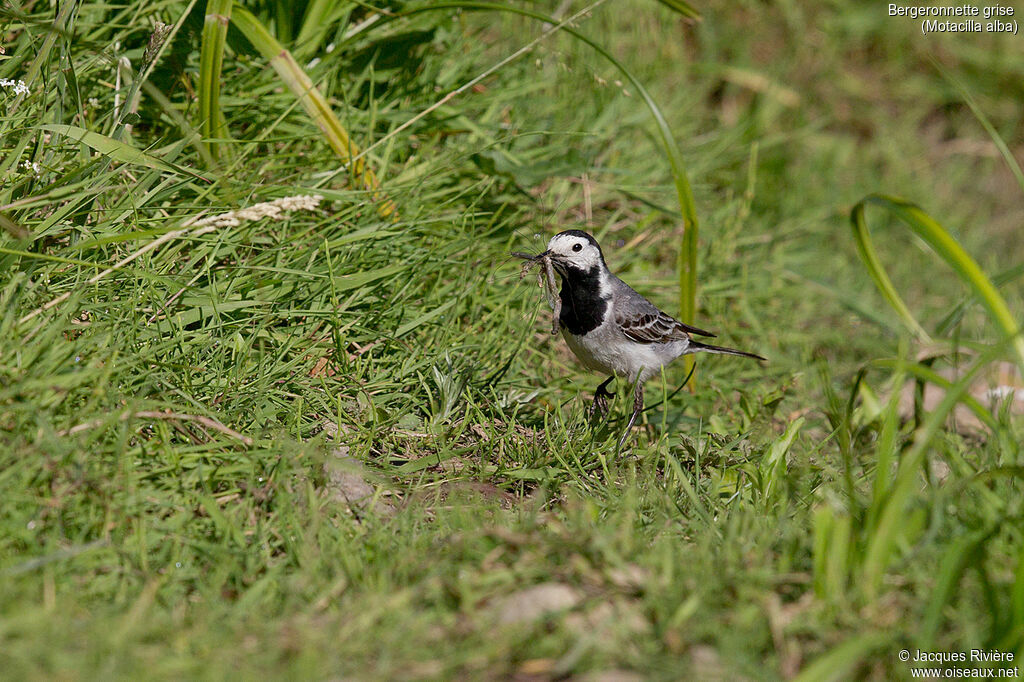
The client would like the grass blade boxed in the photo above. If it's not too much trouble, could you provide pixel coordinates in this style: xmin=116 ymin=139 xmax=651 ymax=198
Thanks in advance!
xmin=866 ymin=361 xmax=905 ymax=533
xmin=759 ymin=416 xmax=804 ymax=503
xmin=293 ymin=0 xmax=350 ymax=60
xmin=861 ymin=340 xmax=1011 ymax=599
xmin=850 ymin=200 xmax=932 ymax=343
xmin=198 ymin=0 xmax=232 ymax=161
xmin=793 ymin=632 xmax=887 ymax=682
xmin=652 ymin=0 xmax=702 ymax=20
xmin=40 ymin=124 xmax=209 ymax=181
xmin=0 ymin=212 xmax=30 ymax=239
xmin=871 ymin=358 xmax=1002 ymax=434
xmin=115 ymin=0 xmax=199 ymax=141
xmin=231 ymin=5 xmax=396 ymax=217
xmin=919 ymin=528 xmax=991 ymax=648
xmin=932 ymin=58 xmax=1024 ymax=194
xmin=14 ymin=0 xmax=74 ymax=108
xmin=851 ymin=194 xmax=1024 ymax=367
xmin=1013 ymin=546 xmax=1024 ymax=640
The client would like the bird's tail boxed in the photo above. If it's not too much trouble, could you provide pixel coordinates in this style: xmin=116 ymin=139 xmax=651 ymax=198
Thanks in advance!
xmin=688 ymin=339 xmax=766 ymax=361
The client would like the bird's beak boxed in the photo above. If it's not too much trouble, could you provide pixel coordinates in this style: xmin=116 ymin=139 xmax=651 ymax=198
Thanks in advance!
xmin=511 ymin=249 xmax=551 ymax=262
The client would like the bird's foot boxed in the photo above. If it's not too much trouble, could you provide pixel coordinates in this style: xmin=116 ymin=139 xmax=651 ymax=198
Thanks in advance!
xmin=588 ymin=381 xmax=615 ymax=420
xmin=615 ymin=384 xmax=645 ymax=453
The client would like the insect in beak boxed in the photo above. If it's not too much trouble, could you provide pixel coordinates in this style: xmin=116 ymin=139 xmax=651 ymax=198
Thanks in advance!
xmin=511 ymin=249 xmax=551 ymax=262
xmin=511 ymin=249 xmax=561 ymax=335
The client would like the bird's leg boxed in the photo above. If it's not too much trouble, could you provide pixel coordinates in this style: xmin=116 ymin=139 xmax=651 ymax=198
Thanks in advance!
xmin=617 ymin=382 xmax=644 ymax=450
xmin=589 ymin=375 xmax=615 ymax=419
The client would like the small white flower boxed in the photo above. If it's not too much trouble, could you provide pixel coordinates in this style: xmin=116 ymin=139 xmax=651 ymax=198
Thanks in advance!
xmin=0 ymin=78 xmax=30 ymax=96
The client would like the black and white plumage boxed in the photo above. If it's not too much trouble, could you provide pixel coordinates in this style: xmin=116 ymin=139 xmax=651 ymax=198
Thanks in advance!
xmin=516 ymin=229 xmax=765 ymax=448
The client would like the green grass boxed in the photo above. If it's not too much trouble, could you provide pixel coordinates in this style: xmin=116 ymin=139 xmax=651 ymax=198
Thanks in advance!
xmin=2 ymin=1 xmax=1023 ymax=679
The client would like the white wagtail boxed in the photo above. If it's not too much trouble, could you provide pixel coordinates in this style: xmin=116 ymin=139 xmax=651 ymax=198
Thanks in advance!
xmin=515 ymin=229 xmax=765 ymax=448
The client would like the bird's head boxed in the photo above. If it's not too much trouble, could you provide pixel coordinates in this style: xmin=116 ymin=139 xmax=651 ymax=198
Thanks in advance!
xmin=544 ymin=230 xmax=605 ymax=273
xmin=512 ymin=230 xmax=606 ymax=279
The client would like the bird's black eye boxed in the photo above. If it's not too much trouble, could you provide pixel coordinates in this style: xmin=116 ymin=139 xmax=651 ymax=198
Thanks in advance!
xmin=572 ymin=243 xmax=583 ymax=252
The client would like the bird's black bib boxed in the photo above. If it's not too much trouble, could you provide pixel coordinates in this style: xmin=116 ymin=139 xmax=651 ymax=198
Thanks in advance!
xmin=557 ymin=264 xmax=609 ymax=335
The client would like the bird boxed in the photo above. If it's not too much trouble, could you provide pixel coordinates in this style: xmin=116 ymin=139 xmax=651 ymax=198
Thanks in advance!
xmin=514 ymin=229 xmax=765 ymax=448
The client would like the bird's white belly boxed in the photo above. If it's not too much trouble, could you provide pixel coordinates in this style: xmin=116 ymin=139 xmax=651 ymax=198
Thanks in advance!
xmin=562 ymin=324 xmax=684 ymax=383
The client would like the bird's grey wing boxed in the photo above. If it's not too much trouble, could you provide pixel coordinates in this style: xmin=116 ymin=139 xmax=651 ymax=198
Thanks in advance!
xmin=615 ymin=308 xmax=700 ymax=344
xmin=611 ymin=279 xmax=717 ymax=342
